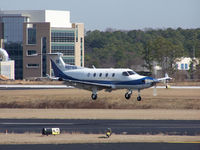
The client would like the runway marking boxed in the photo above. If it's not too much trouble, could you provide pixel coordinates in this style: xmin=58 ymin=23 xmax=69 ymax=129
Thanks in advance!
xmin=167 ymin=141 xmax=200 ymax=143
xmin=0 ymin=122 xmax=75 ymax=125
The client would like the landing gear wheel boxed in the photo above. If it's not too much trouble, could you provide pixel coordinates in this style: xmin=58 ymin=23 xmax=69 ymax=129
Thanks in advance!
xmin=125 ymin=93 xmax=131 ymax=100
xmin=91 ymin=94 xmax=97 ymax=100
xmin=137 ymin=96 xmax=142 ymax=101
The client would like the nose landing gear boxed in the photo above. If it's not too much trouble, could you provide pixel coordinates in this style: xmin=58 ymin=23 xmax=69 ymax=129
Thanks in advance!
xmin=125 ymin=90 xmax=132 ymax=100
xmin=125 ymin=89 xmax=142 ymax=101
xmin=91 ymin=88 xmax=98 ymax=100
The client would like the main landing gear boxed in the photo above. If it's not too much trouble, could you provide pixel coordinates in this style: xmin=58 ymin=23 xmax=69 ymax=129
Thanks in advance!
xmin=125 ymin=89 xmax=142 ymax=101
xmin=137 ymin=89 xmax=142 ymax=101
xmin=91 ymin=93 xmax=97 ymax=100
xmin=91 ymin=88 xmax=98 ymax=100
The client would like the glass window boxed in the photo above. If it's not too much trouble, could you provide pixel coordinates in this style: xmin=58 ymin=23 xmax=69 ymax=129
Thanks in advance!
xmin=27 ymin=64 xmax=39 ymax=68
xmin=122 ymin=72 xmax=129 ymax=76
xmin=93 ymin=73 xmax=96 ymax=77
xmin=42 ymin=37 xmax=47 ymax=77
xmin=181 ymin=64 xmax=184 ymax=70
xmin=27 ymin=50 xmax=37 ymax=56
xmin=112 ymin=73 xmax=115 ymax=77
xmin=185 ymin=64 xmax=188 ymax=70
xmin=27 ymin=27 xmax=36 ymax=44
xmin=99 ymin=73 xmax=102 ymax=77
xmin=51 ymin=30 xmax=75 ymax=43
xmin=127 ymin=71 xmax=135 ymax=75
xmin=105 ymin=73 xmax=108 ymax=77
xmin=62 ymin=57 xmax=75 ymax=65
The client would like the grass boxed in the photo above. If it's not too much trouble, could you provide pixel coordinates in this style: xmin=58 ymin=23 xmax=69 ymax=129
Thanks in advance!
xmin=0 ymin=133 xmax=199 ymax=144
xmin=0 ymin=109 xmax=200 ymax=120
xmin=0 ymin=88 xmax=200 ymax=109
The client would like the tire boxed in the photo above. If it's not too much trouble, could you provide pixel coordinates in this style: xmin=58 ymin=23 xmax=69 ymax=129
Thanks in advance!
xmin=91 ymin=94 xmax=97 ymax=100
xmin=125 ymin=93 xmax=131 ymax=100
xmin=137 ymin=96 xmax=142 ymax=101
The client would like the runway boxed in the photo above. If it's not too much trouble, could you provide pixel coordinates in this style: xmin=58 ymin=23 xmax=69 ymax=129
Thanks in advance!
xmin=0 ymin=119 xmax=200 ymax=135
xmin=1 ymin=143 xmax=200 ymax=150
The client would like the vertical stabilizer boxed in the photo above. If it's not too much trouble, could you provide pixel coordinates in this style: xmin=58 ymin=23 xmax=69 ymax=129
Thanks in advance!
xmin=48 ymin=53 xmax=66 ymax=77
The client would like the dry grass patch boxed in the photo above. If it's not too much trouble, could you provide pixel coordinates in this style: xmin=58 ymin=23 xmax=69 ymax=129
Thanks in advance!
xmin=0 ymin=133 xmax=199 ymax=144
xmin=0 ymin=88 xmax=200 ymax=109
xmin=0 ymin=109 xmax=200 ymax=120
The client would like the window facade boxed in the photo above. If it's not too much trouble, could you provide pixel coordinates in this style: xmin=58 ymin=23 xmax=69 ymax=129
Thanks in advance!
xmin=27 ymin=26 xmax=36 ymax=44
xmin=181 ymin=64 xmax=184 ymax=70
xmin=42 ymin=37 xmax=47 ymax=76
xmin=1 ymin=16 xmax=26 ymax=79
xmin=185 ymin=64 xmax=188 ymax=70
xmin=51 ymin=30 xmax=75 ymax=65
xmin=27 ymin=50 xmax=37 ymax=56
xmin=62 ymin=57 xmax=75 ymax=65
xmin=51 ymin=31 xmax=75 ymax=43
xmin=27 ymin=64 xmax=39 ymax=68
xmin=51 ymin=44 xmax=74 ymax=55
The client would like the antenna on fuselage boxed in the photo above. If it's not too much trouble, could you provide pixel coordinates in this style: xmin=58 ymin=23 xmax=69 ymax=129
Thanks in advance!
xmin=92 ymin=65 xmax=96 ymax=69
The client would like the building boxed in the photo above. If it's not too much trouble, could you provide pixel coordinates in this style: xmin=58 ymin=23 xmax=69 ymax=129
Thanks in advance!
xmin=175 ymin=57 xmax=199 ymax=70
xmin=0 ymin=10 xmax=84 ymax=79
xmin=0 ymin=48 xmax=15 ymax=80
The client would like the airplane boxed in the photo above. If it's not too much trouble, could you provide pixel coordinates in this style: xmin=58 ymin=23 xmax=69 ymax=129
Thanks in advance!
xmin=48 ymin=53 xmax=171 ymax=101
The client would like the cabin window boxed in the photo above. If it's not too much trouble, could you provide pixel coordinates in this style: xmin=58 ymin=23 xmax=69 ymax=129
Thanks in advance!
xmin=99 ymin=73 xmax=102 ymax=77
xmin=127 ymin=71 xmax=135 ymax=75
xmin=87 ymin=73 xmax=90 ymax=77
xmin=112 ymin=73 xmax=115 ymax=77
xmin=122 ymin=72 xmax=129 ymax=76
xmin=105 ymin=73 xmax=108 ymax=77
xmin=93 ymin=73 xmax=96 ymax=77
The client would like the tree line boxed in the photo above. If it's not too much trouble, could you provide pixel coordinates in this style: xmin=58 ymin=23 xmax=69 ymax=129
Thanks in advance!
xmin=84 ymin=28 xmax=200 ymax=78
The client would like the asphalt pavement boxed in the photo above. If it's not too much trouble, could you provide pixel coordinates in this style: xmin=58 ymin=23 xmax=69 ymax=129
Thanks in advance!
xmin=0 ymin=143 xmax=200 ymax=150
xmin=0 ymin=119 xmax=200 ymax=135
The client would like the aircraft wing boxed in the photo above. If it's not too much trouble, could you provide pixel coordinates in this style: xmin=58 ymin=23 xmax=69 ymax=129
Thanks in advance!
xmin=63 ymin=79 xmax=112 ymax=91
xmin=156 ymin=73 xmax=172 ymax=82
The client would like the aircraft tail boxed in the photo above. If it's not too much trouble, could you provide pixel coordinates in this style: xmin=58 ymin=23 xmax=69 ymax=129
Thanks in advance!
xmin=48 ymin=53 xmax=65 ymax=69
xmin=48 ymin=53 xmax=81 ymax=79
xmin=47 ymin=53 xmax=66 ymax=78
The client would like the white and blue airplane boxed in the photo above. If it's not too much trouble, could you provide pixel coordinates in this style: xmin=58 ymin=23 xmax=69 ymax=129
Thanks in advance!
xmin=49 ymin=53 xmax=171 ymax=101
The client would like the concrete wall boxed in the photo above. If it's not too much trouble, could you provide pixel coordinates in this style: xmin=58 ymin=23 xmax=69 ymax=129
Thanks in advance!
xmin=23 ymin=22 xmax=51 ymax=79
xmin=2 ymin=10 xmax=71 ymax=28
xmin=0 ymin=60 xmax=15 ymax=79
xmin=73 ymin=23 xmax=84 ymax=67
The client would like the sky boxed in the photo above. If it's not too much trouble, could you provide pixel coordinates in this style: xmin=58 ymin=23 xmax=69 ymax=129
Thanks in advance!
xmin=0 ymin=0 xmax=199 ymax=31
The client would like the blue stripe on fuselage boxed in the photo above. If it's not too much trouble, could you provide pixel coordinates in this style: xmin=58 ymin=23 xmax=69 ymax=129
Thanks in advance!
xmin=51 ymin=60 xmax=155 ymax=86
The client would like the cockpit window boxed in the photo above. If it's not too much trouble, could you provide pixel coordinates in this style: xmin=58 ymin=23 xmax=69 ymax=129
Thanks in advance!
xmin=122 ymin=72 xmax=129 ymax=76
xmin=127 ymin=71 xmax=135 ymax=75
